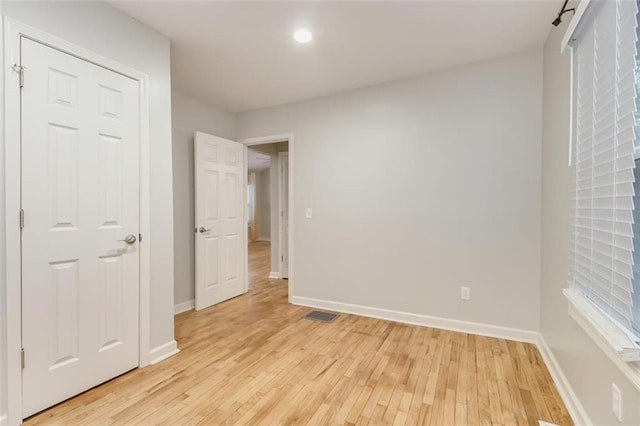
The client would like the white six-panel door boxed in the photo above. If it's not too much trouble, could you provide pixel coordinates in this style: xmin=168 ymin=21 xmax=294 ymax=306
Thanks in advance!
xmin=21 ymin=37 xmax=141 ymax=417
xmin=194 ymin=132 xmax=246 ymax=310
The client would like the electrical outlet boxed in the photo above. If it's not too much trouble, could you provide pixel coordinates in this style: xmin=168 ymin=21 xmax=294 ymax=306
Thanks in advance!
xmin=612 ymin=383 xmax=623 ymax=422
xmin=460 ymin=287 xmax=470 ymax=300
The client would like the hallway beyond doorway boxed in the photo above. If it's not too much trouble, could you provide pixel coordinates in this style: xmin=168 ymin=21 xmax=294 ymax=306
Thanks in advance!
xmin=248 ymin=241 xmax=282 ymax=289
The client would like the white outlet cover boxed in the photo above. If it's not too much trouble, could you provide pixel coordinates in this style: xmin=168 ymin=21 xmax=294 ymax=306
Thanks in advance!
xmin=460 ymin=287 xmax=470 ymax=300
xmin=612 ymin=383 xmax=623 ymax=422
xmin=305 ymin=208 xmax=312 ymax=218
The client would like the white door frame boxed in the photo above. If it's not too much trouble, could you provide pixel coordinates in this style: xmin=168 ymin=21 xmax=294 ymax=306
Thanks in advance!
xmin=278 ymin=152 xmax=289 ymax=279
xmin=240 ymin=134 xmax=294 ymax=302
xmin=3 ymin=18 xmax=152 ymax=424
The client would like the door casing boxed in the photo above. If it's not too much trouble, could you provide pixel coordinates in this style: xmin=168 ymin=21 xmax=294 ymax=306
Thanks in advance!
xmin=278 ymin=152 xmax=289 ymax=279
xmin=240 ymin=134 xmax=294 ymax=301
xmin=3 ymin=18 xmax=152 ymax=424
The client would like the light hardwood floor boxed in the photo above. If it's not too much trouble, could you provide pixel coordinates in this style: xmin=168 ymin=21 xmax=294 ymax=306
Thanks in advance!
xmin=26 ymin=241 xmax=571 ymax=425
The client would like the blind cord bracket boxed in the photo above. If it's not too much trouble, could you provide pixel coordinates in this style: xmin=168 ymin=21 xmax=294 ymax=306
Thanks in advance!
xmin=619 ymin=348 xmax=640 ymax=362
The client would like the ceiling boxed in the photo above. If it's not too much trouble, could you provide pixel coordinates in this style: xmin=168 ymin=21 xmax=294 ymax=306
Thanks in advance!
xmin=111 ymin=1 xmax=558 ymax=113
xmin=248 ymin=149 xmax=271 ymax=173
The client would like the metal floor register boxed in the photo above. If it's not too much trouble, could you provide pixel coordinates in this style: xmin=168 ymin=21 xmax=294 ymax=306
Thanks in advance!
xmin=304 ymin=310 xmax=339 ymax=323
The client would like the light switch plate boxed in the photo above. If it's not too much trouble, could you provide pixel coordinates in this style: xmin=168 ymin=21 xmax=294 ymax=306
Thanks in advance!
xmin=305 ymin=208 xmax=312 ymax=218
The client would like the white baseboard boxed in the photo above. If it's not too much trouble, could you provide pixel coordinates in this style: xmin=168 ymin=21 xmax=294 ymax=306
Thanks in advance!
xmin=174 ymin=299 xmax=195 ymax=315
xmin=269 ymin=271 xmax=281 ymax=279
xmin=536 ymin=334 xmax=591 ymax=426
xmin=291 ymin=296 xmax=538 ymax=343
xmin=149 ymin=340 xmax=180 ymax=365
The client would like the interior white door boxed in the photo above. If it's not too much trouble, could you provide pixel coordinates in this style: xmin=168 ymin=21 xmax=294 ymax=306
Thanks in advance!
xmin=279 ymin=153 xmax=289 ymax=279
xmin=194 ymin=132 xmax=247 ymax=310
xmin=21 ymin=38 xmax=140 ymax=417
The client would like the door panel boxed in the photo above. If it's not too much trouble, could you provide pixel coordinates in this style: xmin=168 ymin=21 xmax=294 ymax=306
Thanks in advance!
xmin=225 ymin=172 xmax=239 ymax=219
xmin=195 ymin=132 xmax=246 ymax=310
xmin=49 ymin=124 xmax=79 ymax=228
xmin=21 ymin=37 xmax=140 ymax=417
xmin=98 ymin=255 xmax=125 ymax=352
xmin=205 ymin=171 xmax=219 ymax=220
xmin=99 ymin=133 xmax=125 ymax=227
xmin=49 ymin=260 xmax=80 ymax=369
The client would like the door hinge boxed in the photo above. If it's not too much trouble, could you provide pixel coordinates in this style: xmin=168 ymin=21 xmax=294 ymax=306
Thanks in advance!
xmin=13 ymin=64 xmax=25 ymax=88
xmin=21 ymin=348 xmax=25 ymax=369
xmin=139 ymin=233 xmax=142 ymax=243
xmin=281 ymin=255 xmax=284 ymax=261
xmin=19 ymin=209 xmax=24 ymax=230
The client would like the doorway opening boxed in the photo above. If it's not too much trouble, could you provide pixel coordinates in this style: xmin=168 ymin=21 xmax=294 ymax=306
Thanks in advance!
xmin=243 ymin=135 xmax=293 ymax=302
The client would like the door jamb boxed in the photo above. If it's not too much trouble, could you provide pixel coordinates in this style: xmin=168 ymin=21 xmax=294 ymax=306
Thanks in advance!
xmin=278 ymin=152 xmax=289 ymax=279
xmin=239 ymin=134 xmax=294 ymax=303
xmin=3 ymin=18 xmax=152 ymax=423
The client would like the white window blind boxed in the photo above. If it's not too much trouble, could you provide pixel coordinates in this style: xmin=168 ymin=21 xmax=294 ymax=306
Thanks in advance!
xmin=570 ymin=0 xmax=639 ymax=332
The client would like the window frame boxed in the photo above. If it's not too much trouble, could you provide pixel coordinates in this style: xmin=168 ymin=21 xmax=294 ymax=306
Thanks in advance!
xmin=632 ymin=157 xmax=640 ymax=336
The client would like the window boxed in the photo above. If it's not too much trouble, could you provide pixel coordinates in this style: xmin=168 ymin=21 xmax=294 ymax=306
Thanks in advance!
xmin=566 ymin=0 xmax=640 ymax=380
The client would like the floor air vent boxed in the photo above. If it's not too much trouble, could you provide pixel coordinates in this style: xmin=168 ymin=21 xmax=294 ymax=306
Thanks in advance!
xmin=304 ymin=310 xmax=339 ymax=323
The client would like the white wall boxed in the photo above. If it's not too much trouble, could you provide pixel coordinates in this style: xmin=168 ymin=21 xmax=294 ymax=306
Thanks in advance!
xmin=2 ymin=0 xmax=175 ymax=367
xmin=540 ymin=17 xmax=640 ymax=425
xmin=237 ymin=49 xmax=543 ymax=331
xmin=171 ymin=89 xmax=236 ymax=306
xmin=256 ymin=168 xmax=271 ymax=240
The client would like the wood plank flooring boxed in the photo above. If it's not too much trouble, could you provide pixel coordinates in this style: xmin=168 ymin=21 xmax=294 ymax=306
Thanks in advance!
xmin=26 ymin=241 xmax=572 ymax=425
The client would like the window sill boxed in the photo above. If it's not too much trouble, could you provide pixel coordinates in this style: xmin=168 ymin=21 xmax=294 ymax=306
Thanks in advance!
xmin=563 ymin=288 xmax=640 ymax=391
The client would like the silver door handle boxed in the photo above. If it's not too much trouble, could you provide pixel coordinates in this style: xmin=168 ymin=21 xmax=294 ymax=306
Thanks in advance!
xmin=199 ymin=227 xmax=211 ymax=233
xmin=118 ymin=234 xmax=137 ymax=245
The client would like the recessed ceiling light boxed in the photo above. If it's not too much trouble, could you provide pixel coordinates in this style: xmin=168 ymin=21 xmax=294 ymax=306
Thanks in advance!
xmin=294 ymin=28 xmax=312 ymax=43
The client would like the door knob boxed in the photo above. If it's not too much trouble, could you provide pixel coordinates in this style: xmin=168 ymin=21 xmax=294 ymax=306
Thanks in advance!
xmin=119 ymin=234 xmax=137 ymax=245
xmin=199 ymin=227 xmax=211 ymax=233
